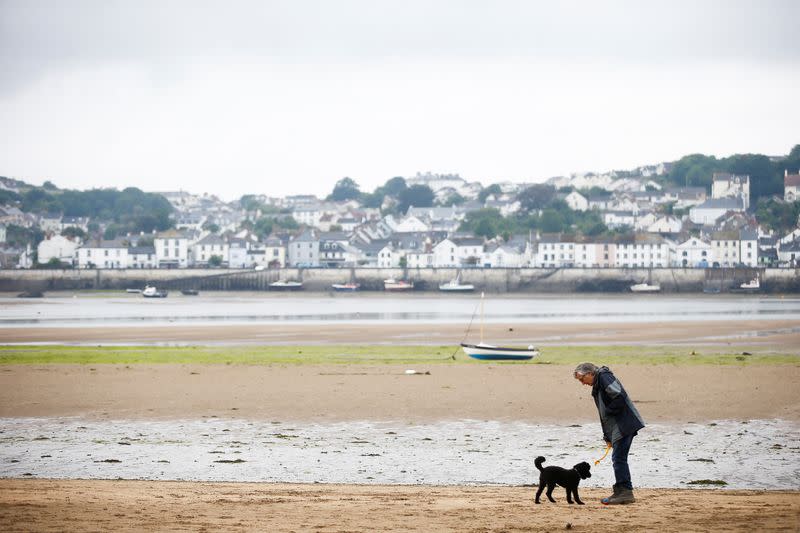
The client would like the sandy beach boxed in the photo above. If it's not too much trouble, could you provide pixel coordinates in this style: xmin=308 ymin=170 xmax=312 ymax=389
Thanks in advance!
xmin=1 ymin=320 xmax=799 ymax=531
xmin=1 ymin=480 xmax=798 ymax=533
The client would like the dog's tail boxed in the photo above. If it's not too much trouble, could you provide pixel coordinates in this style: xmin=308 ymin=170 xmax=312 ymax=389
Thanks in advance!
xmin=535 ymin=456 xmax=546 ymax=471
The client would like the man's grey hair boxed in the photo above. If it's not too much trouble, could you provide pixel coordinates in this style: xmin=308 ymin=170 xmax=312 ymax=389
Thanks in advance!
xmin=574 ymin=362 xmax=598 ymax=377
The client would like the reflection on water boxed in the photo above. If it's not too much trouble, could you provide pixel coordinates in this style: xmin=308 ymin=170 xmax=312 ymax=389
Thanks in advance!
xmin=2 ymin=293 xmax=800 ymax=328
xmin=1 ymin=417 xmax=798 ymax=489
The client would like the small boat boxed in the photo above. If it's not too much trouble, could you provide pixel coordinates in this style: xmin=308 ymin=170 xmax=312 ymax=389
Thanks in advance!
xmin=731 ymin=274 xmax=760 ymax=293
xmin=142 ymin=285 xmax=168 ymax=298
xmin=460 ymin=343 xmax=540 ymax=360
xmin=181 ymin=289 xmax=199 ymax=296
xmin=384 ymin=278 xmax=414 ymax=291
xmin=438 ymin=276 xmax=475 ymax=292
xmin=460 ymin=292 xmax=538 ymax=361
xmin=332 ymin=283 xmax=360 ymax=292
xmin=702 ymin=286 xmax=721 ymax=294
xmin=269 ymin=280 xmax=303 ymax=291
xmin=630 ymin=283 xmax=661 ymax=293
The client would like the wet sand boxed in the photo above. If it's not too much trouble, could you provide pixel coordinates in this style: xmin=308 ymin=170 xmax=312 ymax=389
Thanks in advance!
xmin=1 ymin=480 xmax=798 ymax=532
xmin=1 ymin=318 xmax=799 ymax=346
xmin=1 ymin=363 xmax=799 ymax=422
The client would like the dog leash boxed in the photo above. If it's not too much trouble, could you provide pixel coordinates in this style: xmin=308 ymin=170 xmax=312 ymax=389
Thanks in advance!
xmin=594 ymin=443 xmax=612 ymax=465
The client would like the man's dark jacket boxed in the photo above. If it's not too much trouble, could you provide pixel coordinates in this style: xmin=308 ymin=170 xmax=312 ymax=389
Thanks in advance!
xmin=591 ymin=366 xmax=645 ymax=444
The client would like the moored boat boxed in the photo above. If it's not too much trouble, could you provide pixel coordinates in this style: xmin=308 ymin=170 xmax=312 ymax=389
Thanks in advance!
xmin=731 ymin=274 xmax=760 ymax=293
xmin=438 ymin=276 xmax=475 ymax=292
xmin=269 ymin=280 xmax=303 ymax=291
xmin=142 ymin=285 xmax=168 ymax=298
xmin=181 ymin=289 xmax=200 ymax=296
xmin=630 ymin=283 xmax=660 ymax=293
xmin=331 ymin=283 xmax=360 ymax=292
xmin=460 ymin=292 xmax=538 ymax=361
xmin=384 ymin=278 xmax=414 ymax=291
xmin=460 ymin=342 xmax=539 ymax=361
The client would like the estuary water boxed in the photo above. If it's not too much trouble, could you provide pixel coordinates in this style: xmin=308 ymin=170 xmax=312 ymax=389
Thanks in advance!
xmin=2 ymin=292 xmax=800 ymax=328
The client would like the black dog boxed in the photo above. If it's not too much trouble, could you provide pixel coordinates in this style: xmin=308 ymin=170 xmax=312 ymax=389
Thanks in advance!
xmin=534 ymin=456 xmax=592 ymax=505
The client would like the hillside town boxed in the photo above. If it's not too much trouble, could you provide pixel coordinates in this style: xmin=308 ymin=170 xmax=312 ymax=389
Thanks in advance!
xmin=3 ymin=166 xmax=800 ymax=271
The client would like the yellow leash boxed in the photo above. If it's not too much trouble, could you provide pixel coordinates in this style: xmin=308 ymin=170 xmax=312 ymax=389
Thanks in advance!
xmin=594 ymin=443 xmax=612 ymax=465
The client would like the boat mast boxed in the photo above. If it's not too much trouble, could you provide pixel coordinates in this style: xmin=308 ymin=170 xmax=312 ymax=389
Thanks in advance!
xmin=480 ymin=291 xmax=485 ymax=345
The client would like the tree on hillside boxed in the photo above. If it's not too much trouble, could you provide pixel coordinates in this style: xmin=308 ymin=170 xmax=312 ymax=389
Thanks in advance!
xmin=397 ymin=184 xmax=434 ymax=214
xmin=478 ymin=184 xmax=502 ymax=203
xmin=517 ymin=184 xmax=556 ymax=212
xmin=328 ymin=177 xmax=361 ymax=202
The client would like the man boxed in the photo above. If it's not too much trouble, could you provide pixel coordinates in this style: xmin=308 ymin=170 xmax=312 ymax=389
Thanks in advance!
xmin=574 ymin=362 xmax=645 ymax=505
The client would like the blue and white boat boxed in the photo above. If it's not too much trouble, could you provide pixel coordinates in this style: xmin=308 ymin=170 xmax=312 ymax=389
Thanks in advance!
xmin=460 ymin=292 xmax=538 ymax=361
xmin=331 ymin=283 xmax=360 ymax=292
xmin=460 ymin=342 xmax=539 ymax=360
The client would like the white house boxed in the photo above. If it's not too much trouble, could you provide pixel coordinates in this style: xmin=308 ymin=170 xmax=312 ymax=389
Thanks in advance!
xmin=711 ymin=229 xmax=758 ymax=267
xmin=532 ymin=235 xmax=576 ymax=268
xmin=228 ymin=238 xmax=250 ymax=268
xmin=192 ymin=234 xmax=229 ymax=267
xmin=0 ymin=224 xmax=6 ymax=244
xmin=392 ymin=215 xmax=429 ymax=233
xmin=615 ymin=235 xmax=670 ymax=268
xmin=573 ymin=241 xmax=607 ymax=268
xmin=784 ymin=170 xmax=800 ymax=202
xmin=77 ymin=240 xmax=129 ymax=269
xmin=154 ymin=230 xmax=192 ymax=268
xmin=778 ymin=239 xmax=800 ymax=266
xmin=406 ymin=251 xmax=433 ymax=268
xmin=377 ymin=243 xmax=399 ymax=268
xmin=712 ymin=173 xmax=750 ymax=209
xmin=674 ymin=236 xmax=712 ymax=267
xmin=287 ymin=230 xmax=320 ymax=267
xmin=292 ymin=204 xmax=323 ymax=228
xmin=37 ymin=234 xmax=80 ymax=265
xmin=564 ymin=191 xmax=589 ymax=212
xmin=482 ymin=243 xmax=525 ymax=268
xmin=603 ymin=210 xmax=636 ymax=230
xmin=431 ymin=238 xmax=483 ymax=267
xmin=128 ymin=246 xmax=156 ymax=269
xmin=689 ymin=198 xmax=744 ymax=226
xmin=647 ymin=216 xmax=683 ymax=234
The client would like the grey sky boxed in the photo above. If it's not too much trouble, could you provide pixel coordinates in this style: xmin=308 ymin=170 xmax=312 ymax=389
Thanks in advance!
xmin=1 ymin=0 xmax=798 ymax=200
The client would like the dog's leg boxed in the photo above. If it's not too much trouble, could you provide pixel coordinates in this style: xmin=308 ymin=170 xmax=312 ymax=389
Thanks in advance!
xmin=566 ymin=487 xmax=574 ymax=504
xmin=535 ymin=483 xmax=544 ymax=504
xmin=573 ymin=488 xmax=584 ymax=505
xmin=546 ymin=483 xmax=557 ymax=503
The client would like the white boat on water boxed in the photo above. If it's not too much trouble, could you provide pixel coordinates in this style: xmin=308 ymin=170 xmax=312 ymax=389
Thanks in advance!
xmin=269 ymin=280 xmax=303 ymax=291
xmin=460 ymin=292 xmax=538 ymax=361
xmin=384 ymin=278 xmax=414 ymax=291
xmin=142 ymin=285 xmax=168 ymax=298
xmin=438 ymin=276 xmax=475 ymax=292
xmin=732 ymin=274 xmax=760 ymax=293
xmin=630 ymin=283 xmax=661 ymax=293
xmin=331 ymin=283 xmax=360 ymax=292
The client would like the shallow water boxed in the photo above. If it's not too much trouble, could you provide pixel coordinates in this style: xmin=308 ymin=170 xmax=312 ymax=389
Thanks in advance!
xmin=1 ymin=417 xmax=797 ymax=489
xmin=2 ymin=293 xmax=800 ymax=328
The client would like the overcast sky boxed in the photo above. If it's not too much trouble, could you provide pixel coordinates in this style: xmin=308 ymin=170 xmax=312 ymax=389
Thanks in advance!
xmin=1 ymin=0 xmax=798 ymax=201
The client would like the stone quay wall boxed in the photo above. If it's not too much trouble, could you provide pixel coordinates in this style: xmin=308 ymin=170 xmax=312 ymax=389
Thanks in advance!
xmin=1 ymin=267 xmax=798 ymax=293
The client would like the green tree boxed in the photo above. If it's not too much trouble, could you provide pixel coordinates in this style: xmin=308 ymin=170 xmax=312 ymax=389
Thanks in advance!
xmin=458 ymin=208 xmax=513 ymax=239
xmin=755 ymin=198 xmax=800 ymax=233
xmin=208 ymin=255 xmax=223 ymax=267
xmin=397 ymin=185 xmax=434 ymax=214
xmin=439 ymin=192 xmax=465 ymax=206
xmin=478 ymin=184 xmax=502 ymax=203
xmin=517 ymin=184 xmax=557 ymax=212
xmin=328 ymin=177 xmax=361 ymax=202
xmin=61 ymin=226 xmax=87 ymax=240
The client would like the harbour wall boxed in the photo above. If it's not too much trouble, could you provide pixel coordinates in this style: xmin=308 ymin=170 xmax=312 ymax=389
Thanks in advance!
xmin=1 ymin=267 xmax=798 ymax=293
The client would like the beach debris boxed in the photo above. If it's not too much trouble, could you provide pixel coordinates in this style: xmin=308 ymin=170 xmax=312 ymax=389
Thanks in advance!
xmin=687 ymin=479 xmax=727 ymax=485
xmin=213 ymin=459 xmax=246 ymax=464
xmin=94 ymin=459 xmax=122 ymax=463
xmin=404 ymin=369 xmax=431 ymax=375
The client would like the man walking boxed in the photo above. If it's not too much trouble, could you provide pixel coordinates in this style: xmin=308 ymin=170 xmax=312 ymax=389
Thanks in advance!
xmin=574 ymin=362 xmax=645 ymax=504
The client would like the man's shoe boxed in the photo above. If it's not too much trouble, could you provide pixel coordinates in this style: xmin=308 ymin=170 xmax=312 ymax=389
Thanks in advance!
xmin=601 ymin=488 xmax=635 ymax=505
